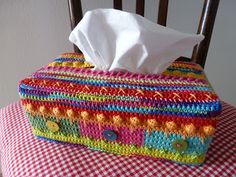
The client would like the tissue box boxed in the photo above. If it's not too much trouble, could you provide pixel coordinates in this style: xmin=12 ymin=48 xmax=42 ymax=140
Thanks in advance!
xmin=19 ymin=53 xmax=221 ymax=165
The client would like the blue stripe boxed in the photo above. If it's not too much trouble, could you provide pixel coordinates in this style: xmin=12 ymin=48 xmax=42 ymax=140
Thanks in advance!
xmin=54 ymin=57 xmax=85 ymax=62
xmin=19 ymin=91 xmax=221 ymax=117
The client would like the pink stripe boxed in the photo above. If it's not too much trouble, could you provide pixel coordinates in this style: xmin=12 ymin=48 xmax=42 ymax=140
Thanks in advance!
xmin=40 ymin=66 xmax=208 ymax=85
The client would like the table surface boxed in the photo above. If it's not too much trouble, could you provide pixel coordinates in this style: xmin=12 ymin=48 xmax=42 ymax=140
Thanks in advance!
xmin=0 ymin=101 xmax=235 ymax=177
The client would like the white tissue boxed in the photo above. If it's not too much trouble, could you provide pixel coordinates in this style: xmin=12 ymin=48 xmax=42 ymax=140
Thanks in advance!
xmin=69 ymin=9 xmax=204 ymax=74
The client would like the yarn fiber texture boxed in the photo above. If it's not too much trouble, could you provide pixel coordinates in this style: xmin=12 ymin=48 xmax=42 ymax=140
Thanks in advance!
xmin=19 ymin=53 xmax=221 ymax=165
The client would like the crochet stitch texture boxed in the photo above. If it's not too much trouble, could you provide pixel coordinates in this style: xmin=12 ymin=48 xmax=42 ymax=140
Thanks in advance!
xmin=19 ymin=53 xmax=221 ymax=165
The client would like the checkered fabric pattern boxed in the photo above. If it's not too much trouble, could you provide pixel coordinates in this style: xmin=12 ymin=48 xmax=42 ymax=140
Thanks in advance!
xmin=0 ymin=101 xmax=235 ymax=177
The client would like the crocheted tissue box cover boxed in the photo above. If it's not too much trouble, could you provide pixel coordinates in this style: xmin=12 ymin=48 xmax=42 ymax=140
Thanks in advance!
xmin=19 ymin=53 xmax=221 ymax=165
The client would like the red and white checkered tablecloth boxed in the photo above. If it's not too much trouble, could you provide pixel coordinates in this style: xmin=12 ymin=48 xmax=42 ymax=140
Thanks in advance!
xmin=0 ymin=101 xmax=235 ymax=177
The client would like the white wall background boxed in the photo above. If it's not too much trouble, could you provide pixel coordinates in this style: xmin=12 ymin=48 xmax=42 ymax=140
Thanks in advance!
xmin=0 ymin=0 xmax=236 ymax=108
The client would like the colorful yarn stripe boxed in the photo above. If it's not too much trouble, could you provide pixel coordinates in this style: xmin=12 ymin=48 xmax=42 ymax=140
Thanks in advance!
xmin=33 ymin=129 xmax=206 ymax=165
xmin=19 ymin=53 xmax=222 ymax=165
xmin=28 ymin=113 xmax=211 ymax=155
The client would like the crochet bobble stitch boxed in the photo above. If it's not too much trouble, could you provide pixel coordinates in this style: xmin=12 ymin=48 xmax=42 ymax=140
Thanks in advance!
xmin=19 ymin=53 xmax=221 ymax=165
xmin=23 ymin=102 xmax=216 ymax=139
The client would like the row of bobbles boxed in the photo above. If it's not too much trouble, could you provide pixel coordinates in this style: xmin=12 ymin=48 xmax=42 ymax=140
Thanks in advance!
xmin=49 ymin=61 xmax=92 ymax=68
xmin=162 ymin=70 xmax=205 ymax=79
xmin=25 ymin=103 xmax=215 ymax=137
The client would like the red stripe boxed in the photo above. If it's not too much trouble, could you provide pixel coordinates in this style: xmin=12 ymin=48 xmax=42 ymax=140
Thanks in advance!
xmin=20 ymin=78 xmax=219 ymax=102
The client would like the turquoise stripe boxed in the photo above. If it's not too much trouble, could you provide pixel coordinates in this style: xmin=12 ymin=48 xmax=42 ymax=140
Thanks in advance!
xmin=27 ymin=113 xmax=80 ymax=137
xmin=144 ymin=130 xmax=212 ymax=155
